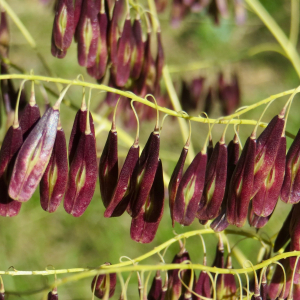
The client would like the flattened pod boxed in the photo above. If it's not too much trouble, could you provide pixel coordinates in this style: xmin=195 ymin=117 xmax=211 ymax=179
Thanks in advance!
xmin=19 ymin=103 xmax=41 ymax=138
xmin=130 ymin=159 xmax=164 ymax=244
xmin=40 ymin=127 xmax=68 ymax=213
xmin=148 ymin=271 xmax=163 ymax=300
xmin=99 ymin=129 xmax=118 ymax=208
xmin=47 ymin=291 xmax=58 ymax=300
xmin=9 ymin=108 xmax=59 ymax=202
xmin=173 ymin=150 xmax=207 ymax=226
xmin=64 ymin=132 xmax=97 ymax=217
xmin=226 ymin=135 xmax=256 ymax=227
xmin=104 ymin=144 xmax=139 ymax=218
xmin=252 ymin=136 xmax=286 ymax=217
xmin=129 ymin=131 xmax=160 ymax=218
xmin=168 ymin=146 xmax=188 ymax=226
xmin=210 ymin=210 xmax=229 ymax=232
xmin=252 ymin=114 xmax=284 ymax=197
xmin=194 ymin=271 xmax=211 ymax=300
xmin=289 ymin=203 xmax=300 ymax=272
xmin=248 ymin=202 xmax=272 ymax=229
xmin=197 ymin=141 xmax=227 ymax=220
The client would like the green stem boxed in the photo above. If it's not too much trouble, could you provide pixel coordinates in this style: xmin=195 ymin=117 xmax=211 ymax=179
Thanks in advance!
xmin=290 ymin=0 xmax=300 ymax=46
xmin=245 ymin=0 xmax=300 ymax=78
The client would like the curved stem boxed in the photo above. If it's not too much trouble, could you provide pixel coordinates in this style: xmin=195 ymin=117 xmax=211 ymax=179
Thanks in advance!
xmin=290 ymin=0 xmax=300 ymax=46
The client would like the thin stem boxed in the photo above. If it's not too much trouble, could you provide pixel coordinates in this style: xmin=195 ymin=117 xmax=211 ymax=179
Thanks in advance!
xmin=13 ymin=80 xmax=27 ymax=128
xmin=290 ymin=0 xmax=300 ymax=46
xmin=85 ymin=89 xmax=92 ymax=134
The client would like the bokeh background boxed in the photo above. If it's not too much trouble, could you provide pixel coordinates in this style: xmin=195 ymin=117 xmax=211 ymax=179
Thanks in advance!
xmin=0 ymin=0 xmax=298 ymax=299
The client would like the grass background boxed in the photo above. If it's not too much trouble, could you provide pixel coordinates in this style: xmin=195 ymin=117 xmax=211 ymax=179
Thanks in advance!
xmin=0 ymin=0 xmax=298 ymax=299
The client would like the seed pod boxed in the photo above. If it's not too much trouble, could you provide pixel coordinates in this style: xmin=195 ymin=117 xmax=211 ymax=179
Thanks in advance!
xmin=0 ymin=293 xmax=4 ymax=300
xmin=74 ymin=0 xmax=83 ymax=31
xmin=148 ymin=271 xmax=163 ymax=300
xmin=194 ymin=256 xmax=211 ymax=300
xmin=252 ymin=113 xmax=285 ymax=198
xmin=173 ymin=150 xmax=207 ymax=226
xmin=130 ymin=16 xmax=144 ymax=80
xmin=99 ymin=127 xmax=118 ymax=208
xmin=204 ymin=87 xmax=213 ymax=116
xmin=166 ymin=249 xmax=191 ymax=300
xmin=87 ymin=9 xmax=108 ymax=81
xmin=274 ymin=207 xmax=293 ymax=252
xmin=48 ymin=291 xmax=58 ymax=300
xmin=210 ymin=210 xmax=229 ymax=232
xmin=289 ymin=203 xmax=300 ymax=272
xmin=111 ymin=16 xmax=133 ymax=87
xmin=52 ymin=0 xmax=74 ymax=53
xmin=51 ymin=30 xmax=67 ymax=58
xmin=40 ymin=125 xmax=68 ymax=213
xmin=281 ymin=128 xmax=300 ymax=204
xmin=169 ymin=145 xmax=188 ymax=226
xmin=260 ymin=270 xmax=267 ymax=300
xmin=197 ymin=140 xmax=227 ymax=220
xmin=130 ymin=159 xmax=164 ymax=243
xmin=104 ymin=144 xmax=139 ymax=218
xmin=91 ymin=266 xmax=117 ymax=299
xmin=213 ymin=235 xmax=224 ymax=268
xmin=154 ymin=31 xmax=164 ymax=90
xmin=226 ymin=135 xmax=256 ymax=227
xmin=207 ymin=136 xmax=213 ymax=163
xmin=252 ymin=136 xmax=286 ymax=217
xmin=248 ymin=202 xmax=272 ymax=228
xmin=9 ymin=107 xmax=60 ymax=202
xmin=0 ymin=9 xmax=9 ymax=58
xmin=64 ymin=128 xmax=97 ymax=217
xmin=76 ymin=0 xmax=100 ymax=67
xmin=129 ymin=130 xmax=160 ymax=218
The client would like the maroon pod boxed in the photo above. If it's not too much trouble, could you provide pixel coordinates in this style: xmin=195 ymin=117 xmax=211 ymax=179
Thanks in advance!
xmin=252 ymin=136 xmax=286 ymax=218
xmin=148 ymin=271 xmax=163 ymax=300
xmin=252 ymin=113 xmax=285 ymax=197
xmin=129 ymin=130 xmax=160 ymax=218
xmin=193 ymin=270 xmax=211 ymax=300
xmin=248 ymin=202 xmax=272 ymax=229
xmin=47 ymin=291 xmax=58 ymax=300
xmin=104 ymin=143 xmax=139 ymax=218
xmin=197 ymin=140 xmax=227 ymax=220
xmin=226 ymin=135 xmax=256 ymax=227
xmin=289 ymin=203 xmax=300 ymax=272
xmin=99 ymin=128 xmax=118 ymax=208
xmin=40 ymin=126 xmax=68 ymax=213
xmin=173 ymin=150 xmax=207 ymax=226
xmin=51 ymin=0 xmax=74 ymax=53
xmin=9 ymin=107 xmax=60 ymax=202
xmin=169 ymin=145 xmax=189 ymax=226
xmin=130 ymin=159 xmax=164 ymax=243
xmin=281 ymin=128 xmax=300 ymax=204
xmin=76 ymin=0 xmax=99 ymax=67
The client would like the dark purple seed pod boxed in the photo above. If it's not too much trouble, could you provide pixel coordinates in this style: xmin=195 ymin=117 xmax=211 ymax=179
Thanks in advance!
xmin=213 ymin=235 xmax=224 ymax=268
xmin=252 ymin=113 xmax=285 ymax=198
xmin=208 ymin=0 xmax=220 ymax=25
xmin=91 ymin=266 xmax=117 ymax=299
xmin=166 ymin=249 xmax=191 ymax=300
xmin=252 ymin=136 xmax=286 ymax=217
xmin=148 ymin=271 xmax=163 ymax=300
xmin=99 ymin=127 xmax=118 ymax=208
xmin=169 ymin=145 xmax=188 ymax=226
xmin=210 ymin=209 xmax=229 ymax=232
xmin=260 ymin=270 xmax=267 ymax=300
xmin=281 ymin=127 xmax=300 ymax=204
xmin=104 ymin=144 xmax=139 ymax=218
xmin=111 ymin=16 xmax=133 ymax=87
xmin=207 ymin=136 xmax=213 ymax=163
xmin=154 ymin=31 xmax=164 ymax=90
xmin=204 ymin=87 xmax=213 ymax=115
xmin=74 ymin=0 xmax=83 ymax=31
xmin=51 ymin=0 xmax=74 ymax=53
xmin=248 ymin=202 xmax=272 ymax=229
xmin=226 ymin=134 xmax=256 ymax=227
xmin=0 ymin=292 xmax=4 ymax=300
xmin=130 ymin=159 xmax=164 ymax=244
xmin=129 ymin=130 xmax=160 ymax=218
xmin=197 ymin=140 xmax=227 ymax=220
xmin=274 ymin=207 xmax=293 ymax=252
xmin=9 ymin=107 xmax=60 ymax=202
xmin=173 ymin=150 xmax=207 ymax=226
xmin=1 ymin=62 xmax=16 ymax=116
xmin=64 ymin=129 xmax=97 ymax=217
xmin=51 ymin=30 xmax=67 ymax=58
xmin=193 ymin=270 xmax=211 ymax=300
xmin=47 ymin=291 xmax=58 ymax=300
xmin=69 ymin=105 xmax=95 ymax=165
xmin=0 ymin=9 xmax=9 ymax=58
xmin=40 ymin=126 xmax=68 ymax=213
xmin=76 ymin=0 xmax=100 ymax=67
xmin=130 ymin=16 xmax=144 ymax=79
xmin=289 ymin=203 xmax=300 ymax=272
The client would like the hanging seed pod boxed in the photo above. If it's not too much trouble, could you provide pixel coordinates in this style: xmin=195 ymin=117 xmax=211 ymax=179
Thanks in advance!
xmin=210 ymin=209 xmax=229 ymax=232
xmin=197 ymin=138 xmax=227 ymax=221
xmin=87 ymin=7 xmax=108 ymax=81
xmin=130 ymin=15 xmax=144 ymax=80
xmin=248 ymin=202 xmax=272 ymax=229
xmin=289 ymin=202 xmax=300 ymax=272
xmin=252 ymin=136 xmax=286 ymax=218
xmin=281 ymin=127 xmax=300 ymax=204
xmin=40 ymin=121 xmax=68 ymax=213
xmin=74 ymin=0 xmax=83 ymax=31
xmin=130 ymin=159 xmax=164 ymax=243
xmin=47 ymin=290 xmax=58 ymax=300
xmin=213 ymin=234 xmax=225 ymax=268
xmin=0 ymin=9 xmax=9 ymax=58
xmin=226 ymin=134 xmax=256 ymax=227
xmin=166 ymin=248 xmax=191 ymax=300
xmin=19 ymin=83 xmax=41 ymax=139
xmin=260 ymin=269 xmax=267 ymax=300
xmin=207 ymin=136 xmax=213 ymax=163
xmin=274 ymin=207 xmax=293 ymax=252
xmin=51 ymin=0 xmax=74 ymax=54
xmin=76 ymin=0 xmax=100 ymax=67
xmin=194 ymin=255 xmax=211 ymax=300
xmin=51 ymin=30 xmax=67 ymax=58
xmin=64 ymin=90 xmax=97 ymax=217
xmin=204 ymin=87 xmax=213 ymax=115
xmin=154 ymin=30 xmax=164 ymax=90
xmin=252 ymin=112 xmax=285 ymax=198
xmin=148 ymin=271 xmax=163 ymax=300
xmin=91 ymin=264 xmax=117 ymax=299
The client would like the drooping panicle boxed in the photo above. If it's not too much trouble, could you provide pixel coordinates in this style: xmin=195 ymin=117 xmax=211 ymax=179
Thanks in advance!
xmin=40 ymin=121 xmax=68 ymax=213
xmin=130 ymin=159 xmax=164 ymax=243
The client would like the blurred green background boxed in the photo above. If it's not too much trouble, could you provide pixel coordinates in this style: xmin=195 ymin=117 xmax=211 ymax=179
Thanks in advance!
xmin=0 ymin=0 xmax=298 ymax=299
